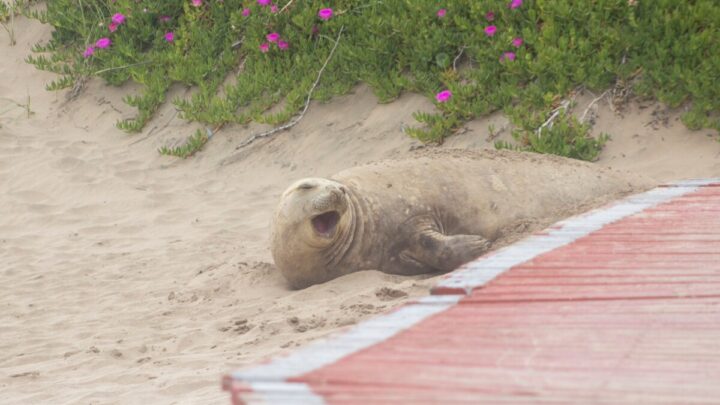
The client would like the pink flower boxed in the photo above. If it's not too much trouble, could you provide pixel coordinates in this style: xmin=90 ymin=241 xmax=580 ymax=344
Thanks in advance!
xmin=82 ymin=46 xmax=95 ymax=58
xmin=159 ymin=15 xmax=171 ymax=22
xmin=485 ymin=11 xmax=495 ymax=21
xmin=271 ymin=4 xmax=278 ymax=13
xmin=318 ymin=8 xmax=333 ymax=20
xmin=484 ymin=25 xmax=497 ymax=37
xmin=436 ymin=8 xmax=446 ymax=18
xmin=501 ymin=52 xmax=516 ymax=62
xmin=509 ymin=0 xmax=523 ymax=9
xmin=436 ymin=90 xmax=452 ymax=103
xmin=259 ymin=42 xmax=270 ymax=53
xmin=266 ymin=32 xmax=280 ymax=42
xmin=277 ymin=40 xmax=289 ymax=50
xmin=111 ymin=13 xmax=125 ymax=25
xmin=164 ymin=32 xmax=174 ymax=42
xmin=95 ymin=37 xmax=111 ymax=48
xmin=191 ymin=0 xmax=202 ymax=7
xmin=257 ymin=0 xmax=270 ymax=5
xmin=512 ymin=37 xmax=523 ymax=47
xmin=242 ymin=8 xmax=250 ymax=17
xmin=108 ymin=22 xmax=118 ymax=32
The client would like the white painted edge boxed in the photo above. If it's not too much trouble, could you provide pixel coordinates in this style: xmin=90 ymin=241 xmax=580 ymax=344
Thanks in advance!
xmin=236 ymin=382 xmax=325 ymax=405
xmin=230 ymin=295 xmax=461 ymax=404
xmin=433 ymin=185 xmax=701 ymax=294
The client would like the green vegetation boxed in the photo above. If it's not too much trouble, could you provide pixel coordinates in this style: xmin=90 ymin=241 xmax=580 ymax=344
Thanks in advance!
xmin=158 ymin=129 xmax=209 ymax=158
xmin=0 ymin=1 xmax=19 ymax=45
xmin=496 ymin=111 xmax=610 ymax=162
xmin=18 ymin=0 xmax=720 ymax=159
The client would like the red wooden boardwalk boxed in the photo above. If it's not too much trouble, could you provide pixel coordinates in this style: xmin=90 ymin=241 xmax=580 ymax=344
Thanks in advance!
xmin=225 ymin=179 xmax=720 ymax=404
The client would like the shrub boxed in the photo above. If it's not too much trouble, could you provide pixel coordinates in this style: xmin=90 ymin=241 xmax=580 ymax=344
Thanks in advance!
xmin=23 ymin=0 xmax=720 ymax=158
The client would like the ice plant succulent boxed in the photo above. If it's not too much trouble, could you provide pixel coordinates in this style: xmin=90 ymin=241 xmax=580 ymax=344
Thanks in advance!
xmin=512 ymin=37 xmax=523 ymax=47
xmin=191 ymin=0 xmax=202 ymax=6
xmin=259 ymin=42 xmax=270 ymax=53
xmin=436 ymin=90 xmax=452 ymax=103
xmin=257 ymin=0 xmax=270 ymax=6
xmin=266 ymin=32 xmax=280 ymax=43
xmin=437 ymin=8 xmax=447 ymax=18
xmin=485 ymin=11 xmax=495 ymax=21
xmin=164 ymin=32 xmax=174 ymax=42
xmin=82 ymin=46 xmax=94 ymax=58
xmin=95 ymin=38 xmax=111 ymax=48
xmin=509 ymin=0 xmax=522 ymax=9
xmin=278 ymin=40 xmax=289 ymax=50
xmin=242 ymin=8 xmax=250 ymax=17
xmin=501 ymin=52 xmax=516 ymax=62
xmin=108 ymin=22 xmax=118 ymax=32
xmin=484 ymin=25 xmax=497 ymax=36
xmin=318 ymin=8 xmax=333 ymax=20
xmin=111 ymin=13 xmax=125 ymax=25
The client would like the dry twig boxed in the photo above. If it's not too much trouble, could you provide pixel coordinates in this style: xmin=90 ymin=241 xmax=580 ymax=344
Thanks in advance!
xmin=452 ymin=46 xmax=467 ymax=71
xmin=536 ymin=99 xmax=571 ymax=137
xmin=580 ymin=90 xmax=609 ymax=123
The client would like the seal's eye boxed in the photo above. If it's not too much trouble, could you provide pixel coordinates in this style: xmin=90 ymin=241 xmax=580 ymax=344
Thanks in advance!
xmin=297 ymin=182 xmax=315 ymax=190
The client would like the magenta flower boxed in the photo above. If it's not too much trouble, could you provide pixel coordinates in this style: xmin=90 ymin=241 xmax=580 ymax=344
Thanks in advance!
xmin=82 ymin=46 xmax=95 ymax=58
xmin=278 ymin=40 xmax=289 ymax=50
xmin=437 ymin=8 xmax=446 ymax=18
xmin=501 ymin=52 xmax=516 ymax=62
xmin=108 ymin=22 xmax=118 ymax=32
xmin=271 ymin=4 xmax=278 ymax=13
xmin=191 ymin=0 xmax=202 ymax=6
xmin=436 ymin=90 xmax=452 ymax=103
xmin=257 ymin=0 xmax=270 ymax=5
xmin=318 ymin=8 xmax=333 ymax=20
xmin=259 ymin=42 xmax=270 ymax=53
xmin=509 ymin=0 xmax=523 ymax=9
xmin=512 ymin=37 xmax=523 ymax=48
xmin=242 ymin=8 xmax=250 ymax=17
xmin=111 ymin=13 xmax=125 ymax=25
xmin=266 ymin=32 xmax=280 ymax=42
xmin=164 ymin=32 xmax=174 ymax=42
xmin=95 ymin=37 xmax=111 ymax=48
xmin=485 ymin=11 xmax=495 ymax=21
xmin=484 ymin=25 xmax=497 ymax=37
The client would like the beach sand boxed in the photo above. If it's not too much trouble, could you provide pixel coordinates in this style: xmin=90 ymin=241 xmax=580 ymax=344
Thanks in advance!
xmin=1 ymin=19 xmax=718 ymax=404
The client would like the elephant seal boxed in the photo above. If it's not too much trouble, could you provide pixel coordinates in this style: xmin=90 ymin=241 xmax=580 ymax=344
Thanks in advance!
xmin=271 ymin=149 xmax=649 ymax=289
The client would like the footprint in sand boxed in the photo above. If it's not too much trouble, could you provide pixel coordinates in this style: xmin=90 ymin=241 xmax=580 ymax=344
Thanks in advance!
xmin=51 ymin=156 xmax=94 ymax=173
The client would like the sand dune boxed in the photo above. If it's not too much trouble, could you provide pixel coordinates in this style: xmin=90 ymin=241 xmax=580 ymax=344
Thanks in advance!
xmin=1 ymin=18 xmax=718 ymax=404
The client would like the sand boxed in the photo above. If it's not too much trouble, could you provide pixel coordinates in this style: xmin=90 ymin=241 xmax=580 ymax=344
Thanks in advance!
xmin=1 ymin=18 xmax=718 ymax=404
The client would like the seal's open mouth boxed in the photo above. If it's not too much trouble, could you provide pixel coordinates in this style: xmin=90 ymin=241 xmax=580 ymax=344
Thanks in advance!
xmin=312 ymin=211 xmax=340 ymax=238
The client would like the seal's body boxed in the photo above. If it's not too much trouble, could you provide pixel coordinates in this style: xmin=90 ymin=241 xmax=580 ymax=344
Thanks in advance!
xmin=271 ymin=150 xmax=644 ymax=288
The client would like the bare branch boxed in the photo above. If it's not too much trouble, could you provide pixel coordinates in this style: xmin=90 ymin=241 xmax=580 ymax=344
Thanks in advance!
xmin=452 ymin=46 xmax=467 ymax=71
xmin=536 ymin=100 xmax=571 ymax=137
xmin=580 ymin=90 xmax=609 ymax=123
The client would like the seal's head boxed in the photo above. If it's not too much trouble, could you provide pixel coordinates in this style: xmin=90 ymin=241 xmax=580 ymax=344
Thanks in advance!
xmin=270 ymin=178 xmax=354 ymax=289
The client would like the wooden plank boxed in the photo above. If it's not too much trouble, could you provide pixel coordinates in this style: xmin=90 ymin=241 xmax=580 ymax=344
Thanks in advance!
xmin=298 ymin=297 xmax=720 ymax=404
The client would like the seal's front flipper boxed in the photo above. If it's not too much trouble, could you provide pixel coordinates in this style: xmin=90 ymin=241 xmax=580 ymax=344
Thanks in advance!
xmin=415 ymin=231 xmax=491 ymax=272
xmin=394 ymin=250 xmax=433 ymax=275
